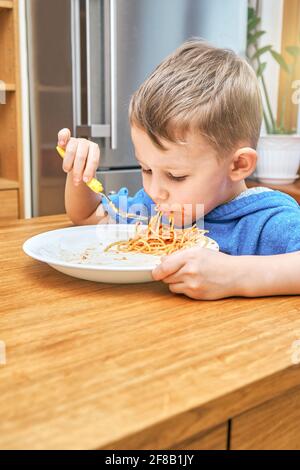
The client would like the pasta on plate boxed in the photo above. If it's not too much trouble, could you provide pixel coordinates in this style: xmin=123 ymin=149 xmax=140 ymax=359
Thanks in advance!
xmin=105 ymin=210 xmax=211 ymax=256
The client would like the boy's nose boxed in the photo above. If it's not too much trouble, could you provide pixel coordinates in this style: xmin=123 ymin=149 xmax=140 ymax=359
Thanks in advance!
xmin=148 ymin=183 xmax=168 ymax=203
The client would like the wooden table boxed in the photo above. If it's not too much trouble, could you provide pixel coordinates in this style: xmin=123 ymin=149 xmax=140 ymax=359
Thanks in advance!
xmin=246 ymin=178 xmax=300 ymax=204
xmin=1 ymin=214 xmax=300 ymax=450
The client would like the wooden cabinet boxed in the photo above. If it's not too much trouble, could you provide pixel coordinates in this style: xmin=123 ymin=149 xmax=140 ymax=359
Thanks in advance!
xmin=103 ymin=416 xmax=229 ymax=451
xmin=0 ymin=186 xmax=18 ymax=219
xmin=231 ymin=386 xmax=300 ymax=450
xmin=0 ymin=0 xmax=23 ymax=220
xmin=172 ymin=424 xmax=228 ymax=450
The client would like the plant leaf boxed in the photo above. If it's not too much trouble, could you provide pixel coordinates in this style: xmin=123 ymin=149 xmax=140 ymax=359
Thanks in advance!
xmin=248 ymin=16 xmax=261 ymax=32
xmin=252 ymin=45 xmax=272 ymax=60
xmin=247 ymin=30 xmax=266 ymax=46
xmin=285 ymin=46 xmax=300 ymax=57
xmin=257 ymin=62 xmax=267 ymax=77
xmin=248 ymin=7 xmax=255 ymax=19
xmin=270 ymin=50 xmax=290 ymax=73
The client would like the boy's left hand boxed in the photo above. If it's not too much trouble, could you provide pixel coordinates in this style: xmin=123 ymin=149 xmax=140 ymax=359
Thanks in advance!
xmin=152 ymin=247 xmax=241 ymax=300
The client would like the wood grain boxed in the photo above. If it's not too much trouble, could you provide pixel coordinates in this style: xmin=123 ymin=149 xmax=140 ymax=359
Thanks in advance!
xmin=0 ymin=83 xmax=16 ymax=91
xmin=0 ymin=189 xmax=18 ymax=219
xmin=1 ymin=214 xmax=300 ymax=449
xmin=246 ymin=179 xmax=300 ymax=204
xmin=0 ymin=92 xmax=18 ymax=181
xmin=171 ymin=424 xmax=228 ymax=450
xmin=0 ymin=0 xmax=24 ymax=217
xmin=0 ymin=177 xmax=19 ymax=190
xmin=0 ymin=1 xmax=14 ymax=9
xmin=231 ymin=386 xmax=300 ymax=450
xmin=0 ymin=7 xmax=14 ymax=83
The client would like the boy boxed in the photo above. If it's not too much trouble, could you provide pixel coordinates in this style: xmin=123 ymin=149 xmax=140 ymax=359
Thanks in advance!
xmin=58 ymin=39 xmax=300 ymax=300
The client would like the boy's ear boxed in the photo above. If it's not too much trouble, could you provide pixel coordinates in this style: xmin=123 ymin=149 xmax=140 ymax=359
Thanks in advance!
xmin=229 ymin=147 xmax=257 ymax=181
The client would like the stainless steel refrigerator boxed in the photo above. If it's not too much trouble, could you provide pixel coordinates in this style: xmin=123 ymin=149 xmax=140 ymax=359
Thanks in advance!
xmin=27 ymin=0 xmax=247 ymax=216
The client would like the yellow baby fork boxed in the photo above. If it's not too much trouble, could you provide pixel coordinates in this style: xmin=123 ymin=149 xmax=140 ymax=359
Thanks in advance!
xmin=56 ymin=146 xmax=148 ymax=222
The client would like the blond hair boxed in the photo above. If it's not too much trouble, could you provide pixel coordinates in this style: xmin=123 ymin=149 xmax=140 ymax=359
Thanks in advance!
xmin=129 ymin=38 xmax=263 ymax=156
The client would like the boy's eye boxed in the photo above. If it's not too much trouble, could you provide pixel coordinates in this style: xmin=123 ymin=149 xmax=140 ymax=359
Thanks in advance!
xmin=167 ymin=173 xmax=187 ymax=182
xmin=141 ymin=168 xmax=187 ymax=182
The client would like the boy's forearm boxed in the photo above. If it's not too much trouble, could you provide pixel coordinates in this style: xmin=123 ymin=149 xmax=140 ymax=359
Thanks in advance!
xmin=235 ymin=252 xmax=300 ymax=297
xmin=64 ymin=171 xmax=103 ymax=224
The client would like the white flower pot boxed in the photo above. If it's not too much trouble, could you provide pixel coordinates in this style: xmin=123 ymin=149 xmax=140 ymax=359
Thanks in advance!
xmin=256 ymin=134 xmax=300 ymax=185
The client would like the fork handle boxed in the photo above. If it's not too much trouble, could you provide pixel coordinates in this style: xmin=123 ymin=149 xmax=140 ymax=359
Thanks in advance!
xmin=56 ymin=146 xmax=104 ymax=194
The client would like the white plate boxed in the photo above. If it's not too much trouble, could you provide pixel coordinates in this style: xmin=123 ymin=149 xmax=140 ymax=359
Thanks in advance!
xmin=23 ymin=224 xmax=219 ymax=284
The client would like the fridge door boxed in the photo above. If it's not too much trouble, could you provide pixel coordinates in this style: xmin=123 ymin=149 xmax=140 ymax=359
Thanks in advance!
xmin=96 ymin=168 xmax=142 ymax=195
xmin=73 ymin=0 xmax=247 ymax=169
xmin=73 ymin=0 xmax=247 ymax=168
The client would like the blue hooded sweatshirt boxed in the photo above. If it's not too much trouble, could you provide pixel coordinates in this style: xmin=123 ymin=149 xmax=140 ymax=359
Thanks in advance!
xmin=101 ymin=186 xmax=300 ymax=256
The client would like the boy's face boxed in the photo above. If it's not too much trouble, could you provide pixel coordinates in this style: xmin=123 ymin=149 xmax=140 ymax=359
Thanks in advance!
xmin=131 ymin=125 xmax=234 ymax=226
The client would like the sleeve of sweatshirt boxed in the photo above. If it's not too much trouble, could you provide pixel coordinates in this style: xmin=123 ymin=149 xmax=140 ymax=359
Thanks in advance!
xmin=285 ymin=214 xmax=300 ymax=253
xmin=259 ymin=204 xmax=300 ymax=254
xmin=101 ymin=187 xmax=155 ymax=224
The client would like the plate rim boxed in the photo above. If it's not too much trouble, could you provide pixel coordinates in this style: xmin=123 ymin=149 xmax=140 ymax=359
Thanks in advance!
xmin=22 ymin=224 xmax=219 ymax=272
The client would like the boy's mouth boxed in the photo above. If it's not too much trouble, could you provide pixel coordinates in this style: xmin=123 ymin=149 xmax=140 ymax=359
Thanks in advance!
xmin=156 ymin=204 xmax=196 ymax=228
xmin=156 ymin=204 xmax=183 ymax=215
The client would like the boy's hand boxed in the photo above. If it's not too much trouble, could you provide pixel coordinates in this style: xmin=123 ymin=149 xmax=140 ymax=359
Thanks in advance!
xmin=57 ymin=128 xmax=100 ymax=186
xmin=152 ymin=247 xmax=241 ymax=300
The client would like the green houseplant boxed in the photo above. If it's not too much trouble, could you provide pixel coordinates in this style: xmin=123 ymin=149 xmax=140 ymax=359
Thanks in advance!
xmin=247 ymin=5 xmax=300 ymax=184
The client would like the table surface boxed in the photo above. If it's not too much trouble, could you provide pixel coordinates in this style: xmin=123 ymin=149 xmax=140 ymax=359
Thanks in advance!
xmin=1 ymin=214 xmax=300 ymax=450
xmin=246 ymin=178 xmax=300 ymax=203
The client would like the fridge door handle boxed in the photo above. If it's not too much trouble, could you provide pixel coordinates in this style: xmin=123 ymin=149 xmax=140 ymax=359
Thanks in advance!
xmin=71 ymin=0 xmax=82 ymax=135
xmin=76 ymin=124 xmax=111 ymax=138
xmin=109 ymin=0 xmax=117 ymax=149
xmin=73 ymin=0 xmax=117 ymax=148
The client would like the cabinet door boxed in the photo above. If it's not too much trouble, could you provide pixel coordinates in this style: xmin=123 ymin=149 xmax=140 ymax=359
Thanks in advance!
xmin=0 ymin=190 xmax=18 ymax=220
xmin=231 ymin=386 xmax=300 ymax=450
xmin=172 ymin=423 xmax=228 ymax=450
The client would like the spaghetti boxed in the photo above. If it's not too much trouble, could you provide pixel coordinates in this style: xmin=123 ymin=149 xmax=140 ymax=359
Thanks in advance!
xmin=104 ymin=209 xmax=209 ymax=256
